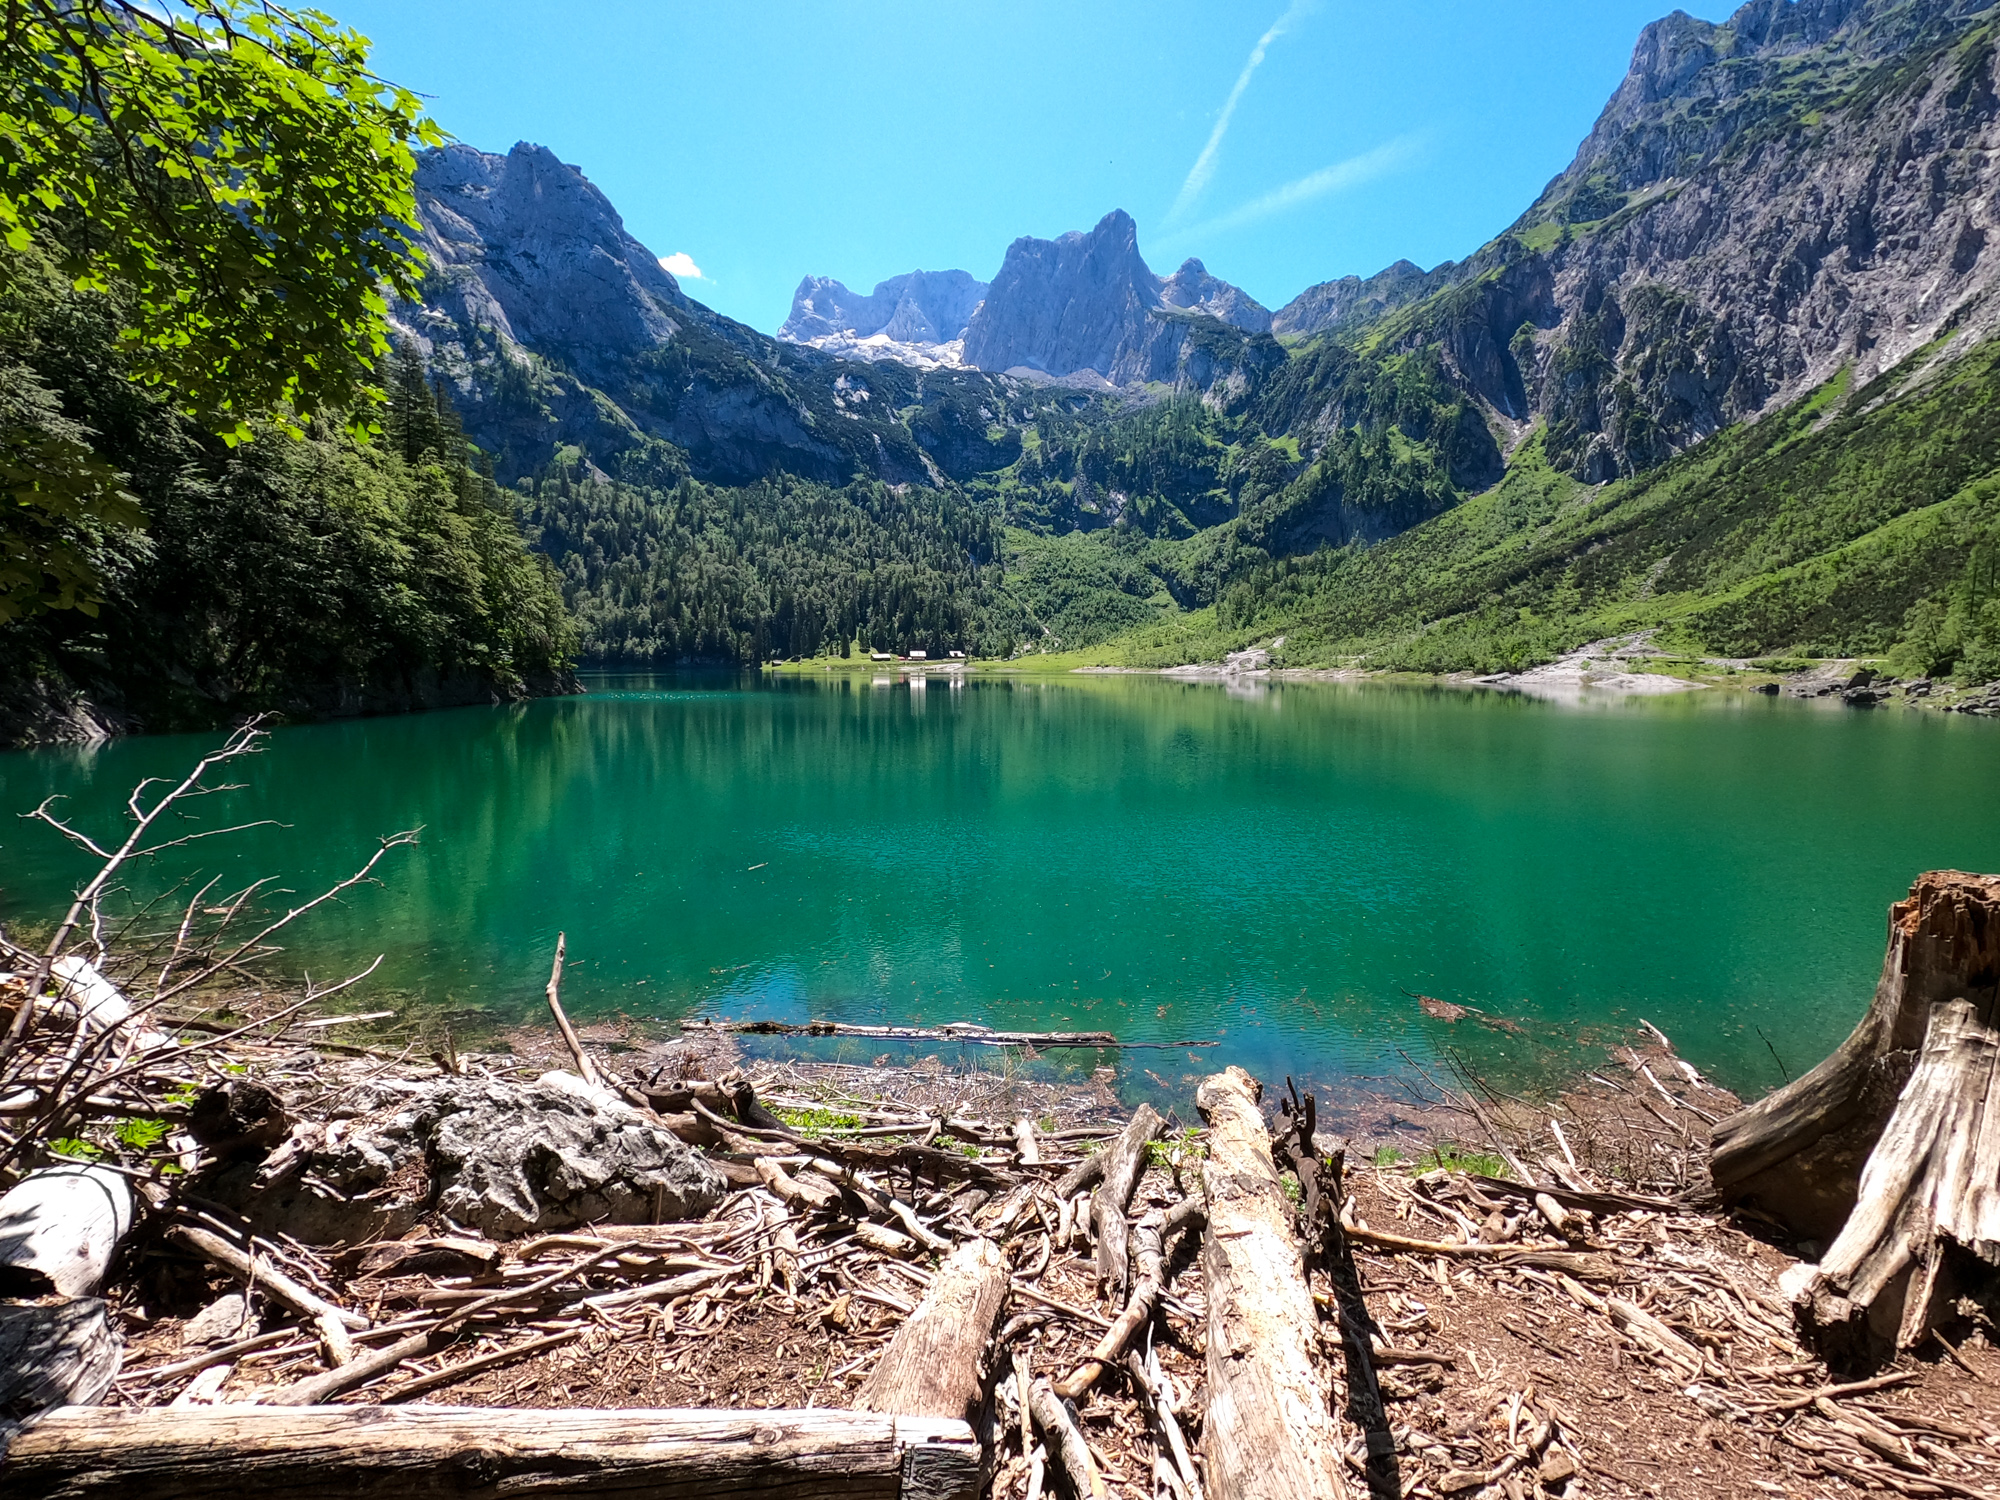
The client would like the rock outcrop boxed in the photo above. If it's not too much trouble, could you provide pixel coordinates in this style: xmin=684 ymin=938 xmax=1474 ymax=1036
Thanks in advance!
xmin=960 ymin=211 xmax=1275 ymax=385
xmin=1272 ymin=258 xmax=1440 ymax=338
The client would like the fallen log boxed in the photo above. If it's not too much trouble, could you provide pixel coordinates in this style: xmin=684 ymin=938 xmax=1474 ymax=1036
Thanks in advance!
xmin=1710 ymin=871 xmax=2000 ymax=1241
xmin=0 ymin=1406 xmax=983 ymax=1498
xmin=855 ymin=1237 xmax=1008 ymax=1427
xmin=1090 ymin=1103 xmax=1163 ymax=1299
xmin=1196 ymin=1066 xmax=1349 ymax=1500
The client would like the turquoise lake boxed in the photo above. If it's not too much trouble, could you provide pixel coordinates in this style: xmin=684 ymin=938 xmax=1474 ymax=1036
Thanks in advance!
xmin=4 ymin=672 xmax=1998 ymax=1114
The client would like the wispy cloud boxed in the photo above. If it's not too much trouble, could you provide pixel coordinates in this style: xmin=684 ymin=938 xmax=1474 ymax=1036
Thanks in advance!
xmin=1167 ymin=0 xmax=1316 ymax=226
xmin=659 ymin=252 xmax=707 ymax=281
xmin=1166 ymin=136 xmax=1423 ymax=244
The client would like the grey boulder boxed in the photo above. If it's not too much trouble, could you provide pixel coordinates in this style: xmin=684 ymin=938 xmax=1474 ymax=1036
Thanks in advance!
xmin=330 ymin=1072 xmax=727 ymax=1239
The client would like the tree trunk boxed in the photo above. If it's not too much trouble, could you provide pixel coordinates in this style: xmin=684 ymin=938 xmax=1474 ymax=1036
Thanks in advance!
xmin=1089 ymin=1103 xmax=1162 ymax=1300
xmin=1196 ymin=1067 xmax=1349 ymax=1500
xmin=1710 ymin=870 xmax=2000 ymax=1241
xmin=0 ymin=1406 xmax=982 ymax=1499
xmin=1 ymin=1166 xmax=136 ymax=1420
xmin=854 ymin=1237 xmax=1008 ymax=1428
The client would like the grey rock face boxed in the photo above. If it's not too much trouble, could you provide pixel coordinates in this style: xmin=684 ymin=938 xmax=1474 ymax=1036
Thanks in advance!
xmin=960 ymin=211 xmax=1272 ymax=384
xmin=1370 ymin=0 xmax=2000 ymax=482
xmin=326 ymin=1074 xmax=727 ymax=1238
xmin=1273 ymin=259 xmax=1438 ymax=337
xmin=412 ymin=142 xmax=688 ymax=382
xmin=781 ymin=269 xmax=989 ymax=347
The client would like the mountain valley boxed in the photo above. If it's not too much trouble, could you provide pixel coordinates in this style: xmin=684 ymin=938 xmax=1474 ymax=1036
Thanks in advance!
xmin=365 ymin=0 xmax=2000 ymax=683
xmin=7 ymin=0 xmax=2000 ymax=738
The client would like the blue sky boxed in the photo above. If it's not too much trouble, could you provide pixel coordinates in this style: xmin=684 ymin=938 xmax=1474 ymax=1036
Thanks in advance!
xmin=335 ymin=1 xmax=1707 ymax=333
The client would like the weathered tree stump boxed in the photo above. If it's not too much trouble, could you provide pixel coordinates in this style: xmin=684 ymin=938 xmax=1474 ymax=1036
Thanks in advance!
xmin=1 ymin=1165 xmax=135 ymax=1419
xmin=0 ymin=1165 xmax=134 ymax=1298
xmin=1709 ymin=870 xmax=2000 ymax=1359
xmin=1196 ymin=1066 xmax=1349 ymax=1500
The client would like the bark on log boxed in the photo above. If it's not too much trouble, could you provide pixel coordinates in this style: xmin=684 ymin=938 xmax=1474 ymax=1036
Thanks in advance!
xmin=0 ymin=1165 xmax=134 ymax=1297
xmin=1090 ymin=1103 xmax=1163 ymax=1299
xmin=855 ymin=1237 xmax=1008 ymax=1428
xmin=1710 ymin=871 xmax=2000 ymax=1240
xmin=1196 ymin=1066 xmax=1349 ymax=1500
xmin=1800 ymin=996 xmax=2000 ymax=1357
xmin=0 ymin=1406 xmax=982 ymax=1499
xmin=0 ymin=1301 xmax=120 ymax=1419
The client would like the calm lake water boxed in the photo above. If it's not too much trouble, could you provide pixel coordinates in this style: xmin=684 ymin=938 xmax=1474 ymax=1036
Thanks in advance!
xmin=4 ymin=672 xmax=1998 ymax=1113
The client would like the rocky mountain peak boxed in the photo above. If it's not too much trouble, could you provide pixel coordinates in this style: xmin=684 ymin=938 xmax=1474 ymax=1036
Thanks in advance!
xmin=776 ymin=268 xmax=989 ymax=368
xmin=957 ymin=209 xmax=1272 ymax=384
xmin=1160 ymin=257 xmax=1273 ymax=333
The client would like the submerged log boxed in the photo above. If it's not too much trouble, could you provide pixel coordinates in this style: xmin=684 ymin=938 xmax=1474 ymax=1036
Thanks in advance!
xmin=1196 ymin=1067 xmax=1349 ymax=1500
xmin=855 ymin=1237 xmax=1008 ymax=1427
xmin=0 ymin=1406 xmax=982 ymax=1499
xmin=1710 ymin=870 xmax=2000 ymax=1241
xmin=684 ymin=1018 xmax=1218 ymax=1050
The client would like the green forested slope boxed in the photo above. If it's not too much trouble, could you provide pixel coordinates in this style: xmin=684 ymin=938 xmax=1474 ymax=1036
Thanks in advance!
xmin=520 ymin=463 xmax=1016 ymax=662
xmin=1 ymin=267 xmax=574 ymax=737
xmin=1087 ymin=337 xmax=2000 ymax=678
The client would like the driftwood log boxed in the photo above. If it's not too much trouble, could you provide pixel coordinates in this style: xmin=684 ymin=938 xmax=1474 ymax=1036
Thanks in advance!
xmin=1196 ymin=1067 xmax=1349 ymax=1500
xmin=855 ymin=1237 xmax=1008 ymax=1427
xmin=0 ymin=1406 xmax=982 ymax=1499
xmin=0 ymin=1165 xmax=133 ymax=1299
xmin=1 ymin=1165 xmax=136 ymax=1419
xmin=1710 ymin=870 xmax=2000 ymax=1358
